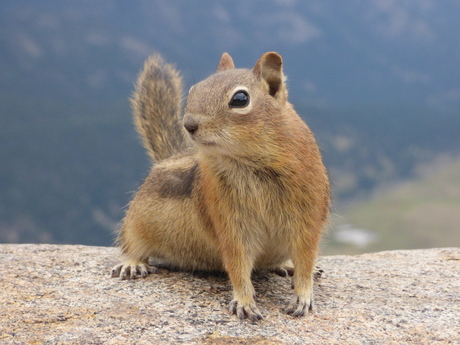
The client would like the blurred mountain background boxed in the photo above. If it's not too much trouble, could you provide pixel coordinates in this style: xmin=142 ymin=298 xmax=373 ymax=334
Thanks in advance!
xmin=1 ymin=0 xmax=459 ymax=254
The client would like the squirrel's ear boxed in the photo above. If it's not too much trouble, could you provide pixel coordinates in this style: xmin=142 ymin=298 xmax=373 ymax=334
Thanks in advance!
xmin=253 ymin=52 xmax=287 ymax=102
xmin=217 ymin=52 xmax=235 ymax=71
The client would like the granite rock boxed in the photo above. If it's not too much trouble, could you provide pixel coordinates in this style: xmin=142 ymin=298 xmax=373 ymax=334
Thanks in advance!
xmin=1 ymin=244 xmax=459 ymax=344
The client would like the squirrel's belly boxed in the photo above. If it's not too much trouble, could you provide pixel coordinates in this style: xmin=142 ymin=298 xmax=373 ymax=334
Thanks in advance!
xmin=254 ymin=230 xmax=292 ymax=270
xmin=152 ymin=224 xmax=224 ymax=272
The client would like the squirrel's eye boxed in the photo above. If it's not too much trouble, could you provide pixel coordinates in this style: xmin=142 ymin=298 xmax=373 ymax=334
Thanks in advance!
xmin=229 ymin=91 xmax=250 ymax=108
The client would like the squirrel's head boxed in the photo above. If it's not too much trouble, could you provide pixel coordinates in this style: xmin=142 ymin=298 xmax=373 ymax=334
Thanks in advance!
xmin=184 ymin=52 xmax=289 ymax=159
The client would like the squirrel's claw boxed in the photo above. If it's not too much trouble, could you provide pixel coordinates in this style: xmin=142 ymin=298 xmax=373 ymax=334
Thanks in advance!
xmin=229 ymin=299 xmax=263 ymax=322
xmin=111 ymin=264 xmax=123 ymax=278
xmin=111 ymin=262 xmax=158 ymax=280
xmin=285 ymin=293 xmax=313 ymax=317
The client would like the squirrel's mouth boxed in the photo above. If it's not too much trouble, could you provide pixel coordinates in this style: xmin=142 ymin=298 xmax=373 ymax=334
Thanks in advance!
xmin=186 ymin=132 xmax=218 ymax=147
xmin=196 ymin=140 xmax=218 ymax=147
xmin=191 ymin=138 xmax=224 ymax=152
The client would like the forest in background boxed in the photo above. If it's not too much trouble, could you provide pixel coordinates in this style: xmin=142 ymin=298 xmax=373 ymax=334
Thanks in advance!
xmin=1 ymin=1 xmax=459 ymax=253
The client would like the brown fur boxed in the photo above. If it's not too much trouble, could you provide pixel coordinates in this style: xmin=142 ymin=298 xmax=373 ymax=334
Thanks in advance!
xmin=112 ymin=52 xmax=331 ymax=321
xmin=131 ymin=54 xmax=191 ymax=162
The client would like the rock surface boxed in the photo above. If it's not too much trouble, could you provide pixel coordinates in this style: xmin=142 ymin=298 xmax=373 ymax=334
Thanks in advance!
xmin=1 ymin=244 xmax=459 ymax=344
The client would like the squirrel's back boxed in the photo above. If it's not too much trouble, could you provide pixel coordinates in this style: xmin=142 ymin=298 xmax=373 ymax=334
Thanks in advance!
xmin=131 ymin=55 xmax=191 ymax=162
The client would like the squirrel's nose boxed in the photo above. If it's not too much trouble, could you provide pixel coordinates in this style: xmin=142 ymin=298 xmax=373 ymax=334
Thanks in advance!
xmin=184 ymin=116 xmax=199 ymax=135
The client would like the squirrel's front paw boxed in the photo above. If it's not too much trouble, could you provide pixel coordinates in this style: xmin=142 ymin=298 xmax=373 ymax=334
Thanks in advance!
xmin=111 ymin=261 xmax=158 ymax=280
xmin=285 ymin=293 xmax=313 ymax=317
xmin=228 ymin=298 xmax=263 ymax=321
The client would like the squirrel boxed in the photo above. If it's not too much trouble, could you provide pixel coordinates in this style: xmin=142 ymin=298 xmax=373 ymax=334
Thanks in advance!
xmin=111 ymin=52 xmax=331 ymax=321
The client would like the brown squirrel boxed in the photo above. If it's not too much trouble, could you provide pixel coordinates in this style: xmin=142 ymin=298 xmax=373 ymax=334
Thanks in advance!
xmin=111 ymin=52 xmax=331 ymax=321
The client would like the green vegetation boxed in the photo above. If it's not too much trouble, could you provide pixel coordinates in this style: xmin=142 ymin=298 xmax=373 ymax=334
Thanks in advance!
xmin=2 ymin=2 xmax=460 ymax=249
xmin=323 ymin=155 xmax=460 ymax=255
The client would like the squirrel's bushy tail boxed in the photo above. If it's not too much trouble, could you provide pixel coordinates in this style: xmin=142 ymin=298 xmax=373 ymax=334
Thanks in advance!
xmin=131 ymin=55 xmax=190 ymax=162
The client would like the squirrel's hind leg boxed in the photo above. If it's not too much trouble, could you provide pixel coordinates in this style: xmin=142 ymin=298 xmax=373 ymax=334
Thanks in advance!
xmin=272 ymin=261 xmax=324 ymax=281
xmin=272 ymin=260 xmax=295 ymax=277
